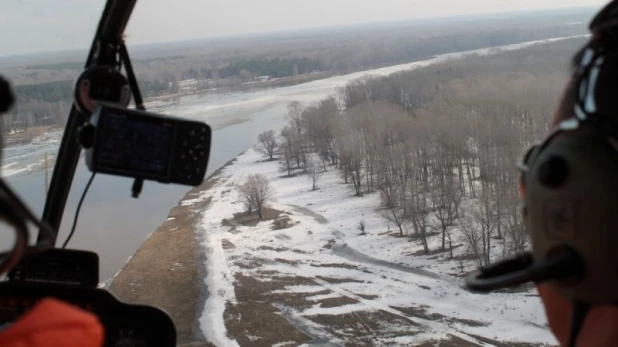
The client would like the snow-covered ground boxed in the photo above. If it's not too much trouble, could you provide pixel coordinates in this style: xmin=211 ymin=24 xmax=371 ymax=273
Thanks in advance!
xmin=187 ymin=147 xmax=557 ymax=346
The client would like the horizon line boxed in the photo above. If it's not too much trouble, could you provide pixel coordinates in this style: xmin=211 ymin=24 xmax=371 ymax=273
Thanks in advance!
xmin=0 ymin=4 xmax=597 ymax=60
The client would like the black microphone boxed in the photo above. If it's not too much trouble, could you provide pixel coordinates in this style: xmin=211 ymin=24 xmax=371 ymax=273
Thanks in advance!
xmin=0 ymin=76 xmax=15 ymax=114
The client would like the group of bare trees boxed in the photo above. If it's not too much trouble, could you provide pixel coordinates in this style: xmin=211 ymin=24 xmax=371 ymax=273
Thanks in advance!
xmin=255 ymin=40 xmax=574 ymax=265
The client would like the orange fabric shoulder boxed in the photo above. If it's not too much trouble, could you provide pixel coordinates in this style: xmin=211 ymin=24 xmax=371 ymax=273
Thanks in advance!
xmin=0 ymin=297 xmax=103 ymax=347
xmin=538 ymin=284 xmax=618 ymax=346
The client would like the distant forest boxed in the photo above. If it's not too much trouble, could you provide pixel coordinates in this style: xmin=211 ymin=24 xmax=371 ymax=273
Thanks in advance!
xmin=271 ymin=37 xmax=583 ymax=264
xmin=1 ymin=13 xmax=588 ymax=133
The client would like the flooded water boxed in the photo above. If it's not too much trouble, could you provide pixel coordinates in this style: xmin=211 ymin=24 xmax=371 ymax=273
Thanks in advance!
xmin=0 ymin=36 xmax=577 ymax=281
xmin=3 ymin=104 xmax=290 ymax=281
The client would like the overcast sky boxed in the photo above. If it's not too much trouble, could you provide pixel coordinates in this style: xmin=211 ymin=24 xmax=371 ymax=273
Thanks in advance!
xmin=0 ymin=0 xmax=609 ymax=56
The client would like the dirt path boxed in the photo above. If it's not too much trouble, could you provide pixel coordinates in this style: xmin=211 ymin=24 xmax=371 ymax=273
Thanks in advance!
xmin=109 ymin=162 xmax=234 ymax=347
xmin=292 ymin=204 xmax=459 ymax=285
xmin=331 ymin=243 xmax=460 ymax=285
xmin=289 ymin=205 xmax=329 ymax=224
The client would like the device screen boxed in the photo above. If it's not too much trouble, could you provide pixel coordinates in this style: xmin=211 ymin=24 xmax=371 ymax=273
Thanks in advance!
xmin=98 ymin=113 xmax=175 ymax=177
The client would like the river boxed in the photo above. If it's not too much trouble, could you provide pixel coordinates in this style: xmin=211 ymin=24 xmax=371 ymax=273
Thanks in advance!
xmin=0 ymin=36 xmax=582 ymax=281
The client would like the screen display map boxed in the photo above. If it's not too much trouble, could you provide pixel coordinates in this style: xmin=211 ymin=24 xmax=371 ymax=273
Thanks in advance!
xmin=98 ymin=114 xmax=175 ymax=177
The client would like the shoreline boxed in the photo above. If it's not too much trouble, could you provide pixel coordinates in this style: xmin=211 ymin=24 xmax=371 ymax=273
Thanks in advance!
xmin=108 ymin=155 xmax=240 ymax=346
xmin=4 ymin=125 xmax=62 ymax=147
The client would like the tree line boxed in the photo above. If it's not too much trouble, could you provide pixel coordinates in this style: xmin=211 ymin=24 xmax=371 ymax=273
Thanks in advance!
xmin=258 ymin=38 xmax=580 ymax=266
xmin=208 ymin=57 xmax=321 ymax=80
xmin=133 ymin=21 xmax=586 ymax=88
xmin=2 ymin=77 xmax=175 ymax=134
xmin=2 ymin=18 xmax=586 ymax=135
xmin=3 ymin=81 xmax=74 ymax=132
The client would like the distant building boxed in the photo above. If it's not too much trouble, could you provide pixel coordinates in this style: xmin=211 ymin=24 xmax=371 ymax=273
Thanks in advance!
xmin=178 ymin=79 xmax=199 ymax=91
xmin=257 ymin=76 xmax=270 ymax=82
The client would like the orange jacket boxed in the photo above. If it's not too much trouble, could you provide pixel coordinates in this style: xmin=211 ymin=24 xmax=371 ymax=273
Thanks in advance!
xmin=538 ymin=284 xmax=618 ymax=346
xmin=0 ymin=298 xmax=103 ymax=347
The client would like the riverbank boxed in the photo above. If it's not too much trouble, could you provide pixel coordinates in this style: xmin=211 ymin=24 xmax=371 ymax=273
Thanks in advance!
xmin=5 ymin=125 xmax=62 ymax=147
xmin=108 ymin=158 xmax=238 ymax=347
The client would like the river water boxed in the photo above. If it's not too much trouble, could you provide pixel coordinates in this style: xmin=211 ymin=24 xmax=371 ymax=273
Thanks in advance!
xmin=0 ymin=36 xmax=579 ymax=281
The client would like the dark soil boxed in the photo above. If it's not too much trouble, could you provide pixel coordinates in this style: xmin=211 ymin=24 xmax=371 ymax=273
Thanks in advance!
xmin=310 ymin=263 xmax=360 ymax=270
xmin=318 ymin=296 xmax=359 ymax=308
xmin=307 ymin=310 xmax=420 ymax=345
xmin=223 ymin=274 xmax=315 ymax=346
xmin=315 ymin=276 xmax=367 ymax=284
xmin=233 ymin=208 xmax=282 ymax=226
xmin=391 ymin=305 xmax=490 ymax=328
xmin=221 ymin=239 xmax=236 ymax=250
xmin=109 ymin=159 xmax=235 ymax=346
xmin=408 ymin=231 xmax=440 ymax=241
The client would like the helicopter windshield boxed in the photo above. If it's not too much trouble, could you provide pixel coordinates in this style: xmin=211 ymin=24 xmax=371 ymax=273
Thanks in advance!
xmin=0 ymin=0 xmax=608 ymax=346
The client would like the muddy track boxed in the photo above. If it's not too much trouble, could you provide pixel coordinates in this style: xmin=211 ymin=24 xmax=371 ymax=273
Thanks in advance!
xmin=292 ymin=204 xmax=462 ymax=285
xmin=309 ymin=277 xmax=493 ymax=346
xmin=331 ymin=243 xmax=461 ymax=285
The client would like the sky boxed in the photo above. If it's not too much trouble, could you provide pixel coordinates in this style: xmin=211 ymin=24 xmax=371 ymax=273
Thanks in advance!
xmin=0 ymin=0 xmax=609 ymax=56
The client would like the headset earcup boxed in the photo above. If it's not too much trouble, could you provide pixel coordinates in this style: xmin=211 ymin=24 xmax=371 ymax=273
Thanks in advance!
xmin=525 ymin=130 xmax=618 ymax=304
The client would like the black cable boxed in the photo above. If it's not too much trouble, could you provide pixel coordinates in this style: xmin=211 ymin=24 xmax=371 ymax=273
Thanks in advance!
xmin=567 ymin=301 xmax=590 ymax=347
xmin=62 ymin=172 xmax=96 ymax=249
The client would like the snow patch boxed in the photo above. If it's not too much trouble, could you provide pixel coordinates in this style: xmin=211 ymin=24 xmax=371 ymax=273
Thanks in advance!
xmin=199 ymin=195 xmax=240 ymax=347
xmin=181 ymin=197 xmax=203 ymax=206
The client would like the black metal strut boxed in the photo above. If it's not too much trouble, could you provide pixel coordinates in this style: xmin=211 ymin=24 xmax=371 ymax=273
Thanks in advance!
xmin=37 ymin=0 xmax=138 ymax=245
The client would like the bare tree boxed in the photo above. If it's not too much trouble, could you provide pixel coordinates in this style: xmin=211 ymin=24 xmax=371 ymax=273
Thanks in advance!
xmin=378 ymin=172 xmax=407 ymax=236
xmin=433 ymin=175 xmax=463 ymax=252
xmin=257 ymin=130 xmax=277 ymax=160
xmin=459 ymin=192 xmax=499 ymax=266
xmin=357 ymin=220 xmax=366 ymax=235
xmin=306 ymin=156 xmax=324 ymax=191
xmin=237 ymin=174 xmax=273 ymax=219
xmin=279 ymin=126 xmax=295 ymax=176
xmin=459 ymin=210 xmax=484 ymax=267
xmin=503 ymin=189 xmax=529 ymax=256
xmin=379 ymin=206 xmax=407 ymax=237
xmin=445 ymin=226 xmax=455 ymax=259
xmin=409 ymin=194 xmax=431 ymax=254
xmin=287 ymin=101 xmax=304 ymax=119
xmin=476 ymin=190 xmax=499 ymax=265
xmin=339 ymin=129 xmax=365 ymax=197
xmin=506 ymin=222 xmax=529 ymax=256
xmin=239 ymin=192 xmax=254 ymax=214
xmin=279 ymin=144 xmax=294 ymax=177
